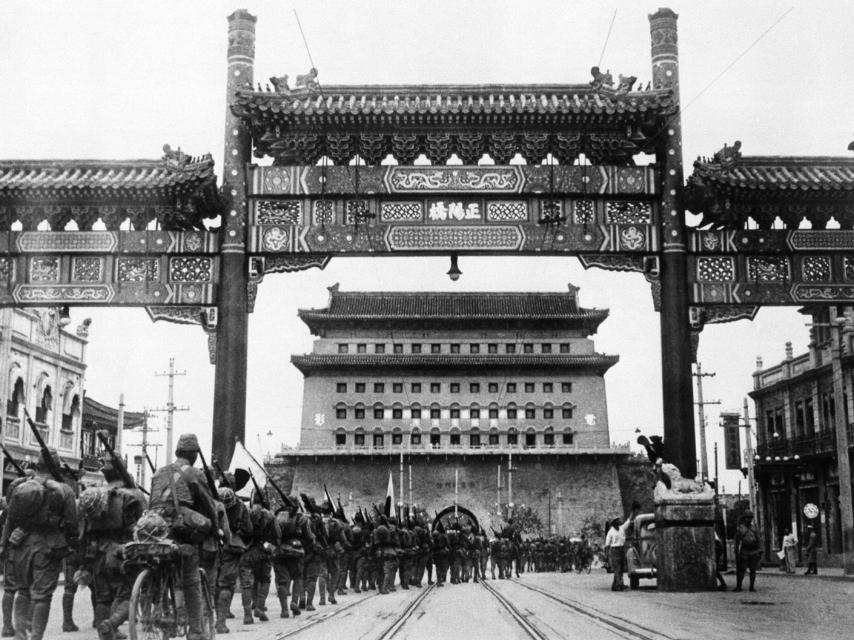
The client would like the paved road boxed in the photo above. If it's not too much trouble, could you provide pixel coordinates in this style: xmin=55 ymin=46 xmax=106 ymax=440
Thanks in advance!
xmin=32 ymin=569 xmax=854 ymax=640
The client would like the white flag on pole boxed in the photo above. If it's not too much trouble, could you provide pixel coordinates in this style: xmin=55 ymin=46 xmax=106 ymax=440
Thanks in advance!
xmin=386 ymin=470 xmax=396 ymax=519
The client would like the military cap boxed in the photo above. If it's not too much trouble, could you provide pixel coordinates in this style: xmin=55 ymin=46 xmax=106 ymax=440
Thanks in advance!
xmin=176 ymin=433 xmax=200 ymax=452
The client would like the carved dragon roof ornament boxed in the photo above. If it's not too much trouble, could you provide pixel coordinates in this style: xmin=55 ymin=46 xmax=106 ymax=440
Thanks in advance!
xmin=268 ymin=67 xmax=321 ymax=96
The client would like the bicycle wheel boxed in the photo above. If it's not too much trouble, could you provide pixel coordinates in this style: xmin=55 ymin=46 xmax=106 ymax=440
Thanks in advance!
xmin=129 ymin=569 xmax=171 ymax=640
xmin=199 ymin=569 xmax=216 ymax=640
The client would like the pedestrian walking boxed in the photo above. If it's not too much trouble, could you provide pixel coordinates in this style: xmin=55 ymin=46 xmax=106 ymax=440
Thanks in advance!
xmin=803 ymin=524 xmax=818 ymax=575
xmin=782 ymin=528 xmax=798 ymax=574
xmin=733 ymin=511 xmax=761 ymax=592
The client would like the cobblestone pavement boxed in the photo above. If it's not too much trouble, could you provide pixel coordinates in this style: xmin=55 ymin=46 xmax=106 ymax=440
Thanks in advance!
xmin=34 ymin=569 xmax=854 ymax=640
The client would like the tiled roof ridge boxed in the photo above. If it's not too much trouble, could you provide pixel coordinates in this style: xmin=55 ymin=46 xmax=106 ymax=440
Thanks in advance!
xmin=0 ymin=155 xmax=215 ymax=171
xmin=83 ymin=395 xmax=146 ymax=424
xmin=239 ymin=83 xmax=671 ymax=96
xmin=696 ymin=156 xmax=854 ymax=168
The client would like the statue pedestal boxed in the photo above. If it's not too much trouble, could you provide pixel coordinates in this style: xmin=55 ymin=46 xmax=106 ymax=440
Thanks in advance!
xmin=655 ymin=499 xmax=716 ymax=592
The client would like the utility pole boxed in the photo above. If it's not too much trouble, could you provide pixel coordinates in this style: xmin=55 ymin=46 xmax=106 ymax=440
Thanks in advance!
xmin=153 ymin=358 xmax=188 ymax=465
xmin=742 ymin=398 xmax=757 ymax=520
xmin=127 ymin=411 xmax=160 ymax=490
xmin=693 ymin=362 xmax=720 ymax=483
xmin=822 ymin=310 xmax=854 ymax=575
xmin=507 ymin=450 xmax=514 ymax=518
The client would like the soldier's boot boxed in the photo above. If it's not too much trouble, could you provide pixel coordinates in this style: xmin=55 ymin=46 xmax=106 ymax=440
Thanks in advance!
xmin=317 ymin=575 xmax=327 ymax=606
xmin=290 ymin=579 xmax=302 ymax=616
xmin=328 ymin=589 xmax=337 ymax=606
xmin=93 ymin=605 xmax=112 ymax=640
xmin=304 ymin=583 xmax=316 ymax=612
xmin=29 ymin=600 xmax=51 ymax=640
xmin=12 ymin=593 xmax=29 ymax=640
xmin=97 ymin=619 xmax=115 ymax=640
xmin=253 ymin=582 xmax=270 ymax=621
xmin=241 ymin=589 xmax=254 ymax=625
xmin=276 ymin=587 xmax=289 ymax=618
xmin=2 ymin=590 xmax=14 ymax=637
xmin=61 ymin=592 xmax=79 ymax=632
xmin=183 ymin=582 xmax=205 ymax=640
xmin=215 ymin=589 xmax=231 ymax=633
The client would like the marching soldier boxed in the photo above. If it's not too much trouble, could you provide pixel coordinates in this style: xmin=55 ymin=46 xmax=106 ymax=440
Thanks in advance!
xmin=299 ymin=495 xmax=326 ymax=611
xmin=0 ymin=447 xmax=78 ymax=640
xmin=372 ymin=513 xmax=397 ymax=594
xmin=148 ymin=434 xmax=219 ymax=640
xmin=240 ymin=492 xmax=278 ymax=623
xmin=349 ymin=511 xmax=369 ymax=592
xmin=78 ymin=457 xmax=146 ymax=640
xmin=273 ymin=495 xmax=310 ymax=618
xmin=430 ymin=522 xmax=449 ymax=587
xmin=317 ymin=501 xmax=340 ymax=606
xmin=412 ymin=513 xmax=431 ymax=587
xmin=214 ymin=485 xmax=252 ymax=634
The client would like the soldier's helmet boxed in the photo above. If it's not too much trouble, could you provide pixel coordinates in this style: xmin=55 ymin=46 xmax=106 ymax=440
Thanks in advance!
xmin=79 ymin=486 xmax=109 ymax=520
xmin=320 ymin=499 xmax=333 ymax=515
xmin=134 ymin=511 xmax=169 ymax=542
xmin=218 ymin=487 xmax=237 ymax=506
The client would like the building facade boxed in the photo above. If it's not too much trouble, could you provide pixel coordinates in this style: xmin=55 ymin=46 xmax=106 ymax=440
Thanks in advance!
xmin=270 ymin=284 xmax=632 ymax=534
xmin=750 ymin=306 xmax=854 ymax=565
xmin=0 ymin=308 xmax=89 ymax=491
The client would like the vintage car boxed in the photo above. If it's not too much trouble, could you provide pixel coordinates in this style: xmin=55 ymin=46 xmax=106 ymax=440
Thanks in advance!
xmin=625 ymin=513 xmax=657 ymax=589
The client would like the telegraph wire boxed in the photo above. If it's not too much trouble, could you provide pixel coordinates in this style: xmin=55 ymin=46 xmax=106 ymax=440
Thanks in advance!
xmin=293 ymin=9 xmax=317 ymax=71
xmin=597 ymin=9 xmax=618 ymax=69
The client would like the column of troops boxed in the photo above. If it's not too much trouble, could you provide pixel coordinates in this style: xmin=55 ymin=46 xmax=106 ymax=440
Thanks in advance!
xmin=0 ymin=431 xmax=595 ymax=640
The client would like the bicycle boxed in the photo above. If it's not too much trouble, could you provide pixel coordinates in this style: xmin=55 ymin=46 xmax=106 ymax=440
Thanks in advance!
xmin=124 ymin=540 xmax=215 ymax=640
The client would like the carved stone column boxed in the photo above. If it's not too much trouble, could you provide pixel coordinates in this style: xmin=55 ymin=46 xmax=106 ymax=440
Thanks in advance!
xmin=655 ymin=498 xmax=717 ymax=591
xmin=213 ymin=9 xmax=255 ymax=466
xmin=650 ymin=8 xmax=696 ymax=478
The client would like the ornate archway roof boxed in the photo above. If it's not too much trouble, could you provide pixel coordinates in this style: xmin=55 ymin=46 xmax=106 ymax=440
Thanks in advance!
xmin=0 ymin=149 xmax=221 ymax=230
xmin=685 ymin=142 xmax=854 ymax=229
xmin=233 ymin=83 xmax=675 ymax=164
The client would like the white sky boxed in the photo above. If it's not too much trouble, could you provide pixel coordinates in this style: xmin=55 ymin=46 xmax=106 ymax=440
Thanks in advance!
xmin=1 ymin=0 xmax=852 ymax=492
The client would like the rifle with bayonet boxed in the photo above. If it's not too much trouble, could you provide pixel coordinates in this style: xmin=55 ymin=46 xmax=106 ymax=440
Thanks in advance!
xmin=212 ymin=457 xmax=231 ymax=488
xmin=0 ymin=444 xmax=25 ymax=477
xmin=95 ymin=430 xmax=148 ymax=495
xmin=197 ymin=449 xmax=219 ymax=498
xmin=248 ymin=470 xmax=269 ymax=509
xmin=234 ymin=441 xmax=297 ymax=512
xmin=23 ymin=409 xmax=62 ymax=482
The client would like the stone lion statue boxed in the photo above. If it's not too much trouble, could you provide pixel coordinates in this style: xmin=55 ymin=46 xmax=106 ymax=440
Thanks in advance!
xmin=654 ymin=462 xmax=715 ymax=502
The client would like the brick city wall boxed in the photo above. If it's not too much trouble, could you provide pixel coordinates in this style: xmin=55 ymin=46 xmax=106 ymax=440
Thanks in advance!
xmin=268 ymin=453 xmax=636 ymax=537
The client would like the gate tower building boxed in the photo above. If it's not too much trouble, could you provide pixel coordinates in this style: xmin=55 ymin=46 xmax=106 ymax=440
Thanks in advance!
xmin=269 ymin=284 xmax=631 ymax=534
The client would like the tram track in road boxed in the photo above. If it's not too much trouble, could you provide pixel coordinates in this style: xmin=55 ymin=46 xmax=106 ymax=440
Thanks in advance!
xmin=273 ymin=590 xmax=378 ymax=639
xmin=373 ymin=583 xmax=436 ymax=640
xmin=510 ymin=580 xmax=677 ymax=640
xmin=480 ymin=579 xmax=550 ymax=640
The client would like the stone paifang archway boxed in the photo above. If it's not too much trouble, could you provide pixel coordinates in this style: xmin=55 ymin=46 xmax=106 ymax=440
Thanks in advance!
xmin=1 ymin=8 xmax=853 ymax=474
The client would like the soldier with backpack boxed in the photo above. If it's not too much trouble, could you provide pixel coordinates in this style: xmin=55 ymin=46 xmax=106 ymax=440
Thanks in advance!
xmin=148 ymin=434 xmax=219 ymax=640
xmin=213 ymin=486 xmax=252 ymax=634
xmin=734 ymin=511 xmax=762 ymax=592
xmin=0 ymin=447 xmax=78 ymax=640
xmin=78 ymin=456 xmax=147 ymax=640
xmin=273 ymin=495 xmax=310 ymax=618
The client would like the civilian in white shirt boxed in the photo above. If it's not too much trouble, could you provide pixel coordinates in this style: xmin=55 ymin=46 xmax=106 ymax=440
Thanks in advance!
xmin=604 ymin=508 xmax=637 ymax=591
